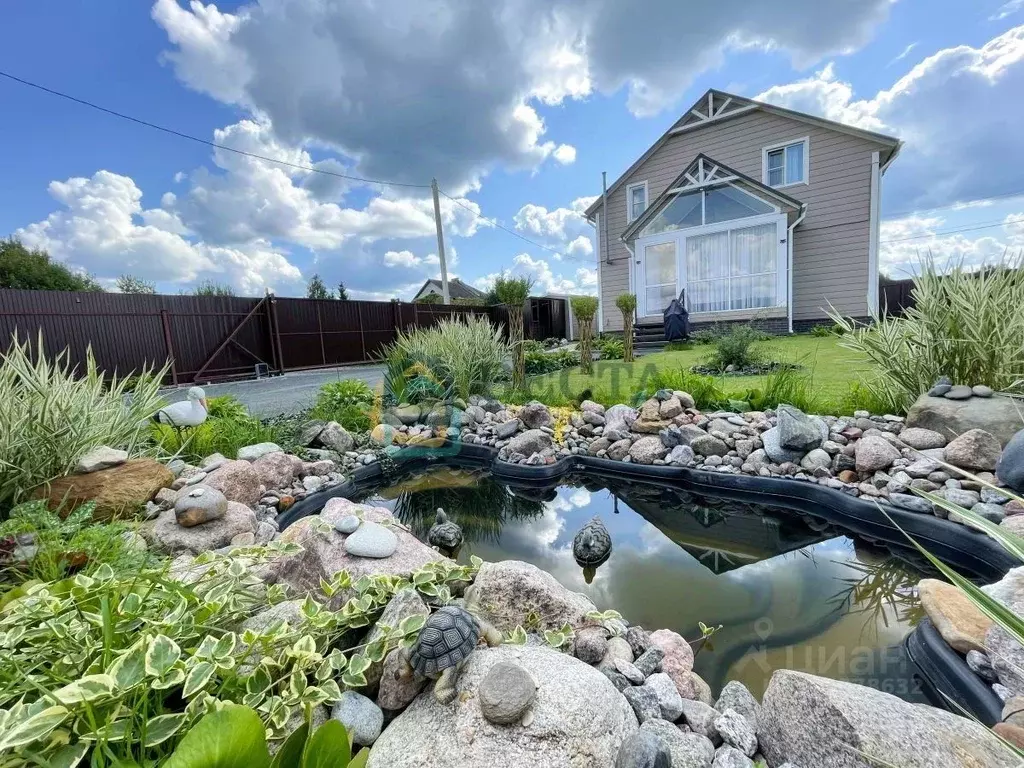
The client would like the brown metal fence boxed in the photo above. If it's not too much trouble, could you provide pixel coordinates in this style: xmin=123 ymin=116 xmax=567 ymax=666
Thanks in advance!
xmin=0 ymin=288 xmax=507 ymax=385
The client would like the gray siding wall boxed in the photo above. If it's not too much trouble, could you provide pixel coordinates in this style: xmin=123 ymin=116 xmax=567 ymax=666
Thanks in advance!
xmin=597 ymin=109 xmax=887 ymax=331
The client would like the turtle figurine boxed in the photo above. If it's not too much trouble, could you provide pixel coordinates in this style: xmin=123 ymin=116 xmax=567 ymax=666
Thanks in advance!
xmin=396 ymin=605 xmax=502 ymax=704
xmin=427 ymin=508 xmax=464 ymax=555
xmin=573 ymin=515 xmax=612 ymax=584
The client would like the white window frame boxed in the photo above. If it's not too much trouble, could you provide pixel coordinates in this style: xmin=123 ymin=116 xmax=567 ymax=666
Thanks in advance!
xmin=626 ymin=180 xmax=649 ymax=223
xmin=762 ymin=137 xmax=810 ymax=189
xmin=635 ymin=212 xmax=788 ymax=317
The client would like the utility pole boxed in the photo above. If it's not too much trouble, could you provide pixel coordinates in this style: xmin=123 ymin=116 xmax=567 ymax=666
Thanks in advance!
xmin=430 ymin=178 xmax=451 ymax=304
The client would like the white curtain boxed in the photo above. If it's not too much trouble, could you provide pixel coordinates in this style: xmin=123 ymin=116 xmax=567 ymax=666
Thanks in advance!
xmin=785 ymin=142 xmax=804 ymax=184
xmin=644 ymin=241 xmax=677 ymax=313
xmin=686 ymin=231 xmax=730 ymax=312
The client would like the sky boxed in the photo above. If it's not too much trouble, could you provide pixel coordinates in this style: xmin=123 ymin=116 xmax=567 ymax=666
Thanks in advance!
xmin=2 ymin=0 xmax=1024 ymax=300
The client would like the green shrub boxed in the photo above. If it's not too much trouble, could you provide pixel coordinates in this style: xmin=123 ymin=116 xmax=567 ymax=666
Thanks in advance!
xmin=0 ymin=334 xmax=167 ymax=512
xmin=307 ymin=380 xmax=375 ymax=432
xmin=809 ymin=324 xmax=833 ymax=337
xmin=522 ymin=339 xmax=544 ymax=354
xmin=525 ymin=348 xmax=580 ymax=375
xmin=0 ymin=547 xmax=479 ymax=764
xmin=830 ymin=322 xmax=847 ymax=336
xmin=690 ymin=326 xmax=722 ymax=345
xmin=705 ymin=325 xmax=766 ymax=371
xmin=152 ymin=409 xmax=282 ymax=463
xmin=542 ymin=337 xmax=563 ymax=348
xmin=0 ymin=500 xmax=150 ymax=586
xmin=646 ymin=368 xmax=726 ymax=410
xmin=205 ymin=395 xmax=249 ymax=420
xmin=595 ymin=336 xmax=624 ymax=360
xmin=831 ymin=255 xmax=1024 ymax=412
xmin=570 ymin=296 xmax=599 ymax=375
xmin=664 ymin=341 xmax=694 ymax=352
xmin=381 ymin=316 xmax=509 ymax=403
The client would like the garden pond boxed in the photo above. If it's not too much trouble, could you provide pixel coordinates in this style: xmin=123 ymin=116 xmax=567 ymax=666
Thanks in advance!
xmin=350 ymin=465 xmax=934 ymax=703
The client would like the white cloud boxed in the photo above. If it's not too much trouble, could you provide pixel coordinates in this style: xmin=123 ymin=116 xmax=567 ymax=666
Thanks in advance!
xmin=887 ymin=42 xmax=918 ymax=67
xmin=553 ymin=144 xmax=577 ymax=165
xmin=15 ymin=170 xmax=302 ymax=295
xmin=514 ymin=196 xmax=595 ymax=241
xmin=879 ymin=212 xmax=1024 ymax=278
xmin=755 ymin=26 xmax=1024 ymax=212
xmin=474 ymin=253 xmax=598 ymax=296
xmin=152 ymin=0 xmax=894 ymax=196
xmin=566 ymin=235 xmax=594 ymax=258
xmin=991 ymin=0 xmax=1024 ymax=21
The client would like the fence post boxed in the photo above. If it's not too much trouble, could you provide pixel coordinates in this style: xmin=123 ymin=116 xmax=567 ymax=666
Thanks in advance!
xmin=264 ymin=297 xmax=279 ymax=373
xmin=271 ymin=295 xmax=286 ymax=373
xmin=160 ymin=309 xmax=179 ymax=386
xmin=315 ymin=301 xmax=326 ymax=365
xmin=356 ymin=302 xmax=367 ymax=362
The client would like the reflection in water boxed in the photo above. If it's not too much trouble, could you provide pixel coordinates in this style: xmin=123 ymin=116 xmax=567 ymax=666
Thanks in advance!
xmin=573 ymin=516 xmax=613 ymax=584
xmin=359 ymin=467 xmax=930 ymax=702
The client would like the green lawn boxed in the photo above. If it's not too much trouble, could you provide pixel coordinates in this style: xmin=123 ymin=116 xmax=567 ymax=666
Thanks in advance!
xmin=505 ymin=335 xmax=878 ymax=411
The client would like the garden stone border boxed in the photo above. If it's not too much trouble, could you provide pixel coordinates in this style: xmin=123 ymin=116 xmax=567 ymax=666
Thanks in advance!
xmin=277 ymin=439 xmax=1016 ymax=726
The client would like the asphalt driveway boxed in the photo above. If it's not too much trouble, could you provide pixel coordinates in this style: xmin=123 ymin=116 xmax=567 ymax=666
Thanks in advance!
xmin=159 ymin=365 xmax=385 ymax=417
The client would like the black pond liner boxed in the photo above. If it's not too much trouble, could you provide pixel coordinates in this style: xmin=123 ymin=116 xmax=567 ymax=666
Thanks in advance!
xmin=277 ymin=440 xmax=1016 ymax=723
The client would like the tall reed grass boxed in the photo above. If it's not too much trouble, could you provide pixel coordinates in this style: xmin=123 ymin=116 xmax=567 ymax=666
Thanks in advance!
xmin=0 ymin=334 xmax=166 ymax=511
xmin=831 ymin=255 xmax=1024 ymax=412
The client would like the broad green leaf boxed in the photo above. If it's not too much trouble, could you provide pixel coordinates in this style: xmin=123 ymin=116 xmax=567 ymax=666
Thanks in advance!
xmin=365 ymin=640 xmax=388 ymax=664
xmin=340 ymin=671 xmax=367 ymax=690
xmin=0 ymin=705 xmax=69 ymax=750
xmin=143 ymin=713 xmax=187 ymax=747
xmin=152 ymin=667 xmax=187 ymax=690
xmin=146 ymin=635 xmax=182 ymax=677
xmin=163 ymin=703 xmax=270 ymax=768
xmin=347 ymin=655 xmax=371 ymax=677
xmin=301 ymin=719 xmax=350 ymax=768
xmin=348 ymin=748 xmax=370 ymax=768
xmin=44 ymin=742 xmax=89 ymax=768
xmin=213 ymin=633 xmax=237 ymax=660
xmin=398 ymin=615 xmax=426 ymax=635
xmin=183 ymin=661 xmax=216 ymax=698
xmin=269 ymin=723 xmax=308 ymax=768
xmin=109 ymin=643 xmax=148 ymax=689
xmin=53 ymin=674 xmax=116 ymax=705
xmin=246 ymin=666 xmax=274 ymax=696
xmin=292 ymin=636 xmax=317 ymax=656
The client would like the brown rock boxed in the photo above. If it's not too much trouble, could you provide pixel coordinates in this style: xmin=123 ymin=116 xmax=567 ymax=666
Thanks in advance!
xmin=33 ymin=458 xmax=173 ymax=521
xmin=918 ymin=578 xmax=992 ymax=653
xmin=649 ymin=629 xmax=695 ymax=699
xmin=690 ymin=672 xmax=714 ymax=706
xmin=944 ymin=428 xmax=1003 ymax=472
xmin=1002 ymin=696 xmax=1024 ymax=728
xmin=632 ymin=419 xmax=671 ymax=434
xmin=838 ymin=469 xmax=858 ymax=484
xmin=993 ymin=722 xmax=1024 ymax=750
xmin=252 ymin=451 xmax=302 ymax=490
xmin=203 ymin=459 xmax=265 ymax=507
xmin=1004 ymin=499 xmax=1024 ymax=516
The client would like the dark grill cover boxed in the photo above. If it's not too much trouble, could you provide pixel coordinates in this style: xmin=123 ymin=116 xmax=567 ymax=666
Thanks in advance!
xmin=663 ymin=290 xmax=690 ymax=341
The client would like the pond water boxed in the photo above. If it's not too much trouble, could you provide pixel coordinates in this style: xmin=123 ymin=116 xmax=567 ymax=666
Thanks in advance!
xmin=354 ymin=466 xmax=932 ymax=703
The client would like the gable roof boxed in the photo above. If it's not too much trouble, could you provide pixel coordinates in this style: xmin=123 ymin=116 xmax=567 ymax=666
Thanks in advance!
xmin=413 ymin=277 xmax=485 ymax=300
xmin=584 ymin=88 xmax=901 ymax=220
xmin=620 ymin=154 xmax=806 ymax=243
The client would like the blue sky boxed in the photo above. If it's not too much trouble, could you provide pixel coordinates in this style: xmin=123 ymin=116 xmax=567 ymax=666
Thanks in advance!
xmin=2 ymin=0 xmax=1023 ymax=298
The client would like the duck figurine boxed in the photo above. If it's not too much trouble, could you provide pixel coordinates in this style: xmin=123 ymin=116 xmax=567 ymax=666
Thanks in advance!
xmin=573 ymin=515 xmax=612 ymax=584
xmin=427 ymin=508 xmax=464 ymax=555
xmin=154 ymin=386 xmax=209 ymax=431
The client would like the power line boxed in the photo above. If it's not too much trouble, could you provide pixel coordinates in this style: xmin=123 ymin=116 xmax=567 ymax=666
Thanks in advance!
xmin=438 ymin=189 xmax=597 ymax=264
xmin=883 ymin=190 xmax=1024 ymax=222
xmin=880 ymin=216 xmax=1024 ymax=245
xmin=0 ymin=69 xmax=430 ymax=189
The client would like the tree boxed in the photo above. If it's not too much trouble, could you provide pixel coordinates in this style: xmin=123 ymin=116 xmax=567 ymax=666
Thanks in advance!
xmin=492 ymin=275 xmax=533 ymax=392
xmin=570 ymin=295 xmax=599 ymax=375
xmin=616 ymin=293 xmax=637 ymax=362
xmin=307 ymin=273 xmax=331 ymax=299
xmin=192 ymin=280 xmax=235 ymax=297
xmin=337 ymin=282 xmax=349 ymax=300
xmin=0 ymin=237 xmax=102 ymax=292
xmin=416 ymin=292 xmax=442 ymax=304
xmin=116 ymin=274 xmax=156 ymax=294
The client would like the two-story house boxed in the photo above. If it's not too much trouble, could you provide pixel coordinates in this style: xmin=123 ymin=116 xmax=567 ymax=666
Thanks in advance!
xmin=586 ymin=89 xmax=902 ymax=336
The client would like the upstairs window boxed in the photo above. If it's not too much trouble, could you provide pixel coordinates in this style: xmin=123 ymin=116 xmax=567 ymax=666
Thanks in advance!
xmin=627 ymin=181 xmax=648 ymax=222
xmin=763 ymin=138 xmax=808 ymax=187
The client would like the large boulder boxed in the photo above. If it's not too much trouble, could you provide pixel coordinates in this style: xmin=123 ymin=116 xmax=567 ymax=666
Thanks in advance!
xmin=204 ymin=460 xmax=265 ymax=507
xmin=776 ymin=405 xmax=825 ymax=451
xmin=147 ymin=501 xmax=257 ymax=555
xmin=361 ymin=588 xmax=430 ymax=688
xmin=465 ymin=560 xmax=598 ymax=633
xmin=918 ymin=578 xmax=992 ymax=654
xmin=75 ymin=446 xmax=128 ymax=474
xmin=944 ymin=428 xmax=1002 ymax=471
xmin=251 ymin=452 xmax=303 ymax=490
xmin=906 ymin=393 xmax=1024 ymax=448
xmin=237 ymin=442 xmax=283 ymax=461
xmin=264 ymin=499 xmax=447 ymax=606
xmin=318 ymin=422 xmax=355 ymax=453
xmin=757 ymin=670 xmax=1016 ymax=767
xmin=33 ymin=458 xmax=173 ymax=521
xmin=997 ymin=428 xmax=1024 ymax=494
xmin=507 ymin=429 xmax=552 ymax=456
xmin=519 ymin=401 xmax=554 ymax=429
xmin=604 ymin=405 xmax=639 ymax=441
xmin=366 ymin=645 xmax=638 ymax=768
